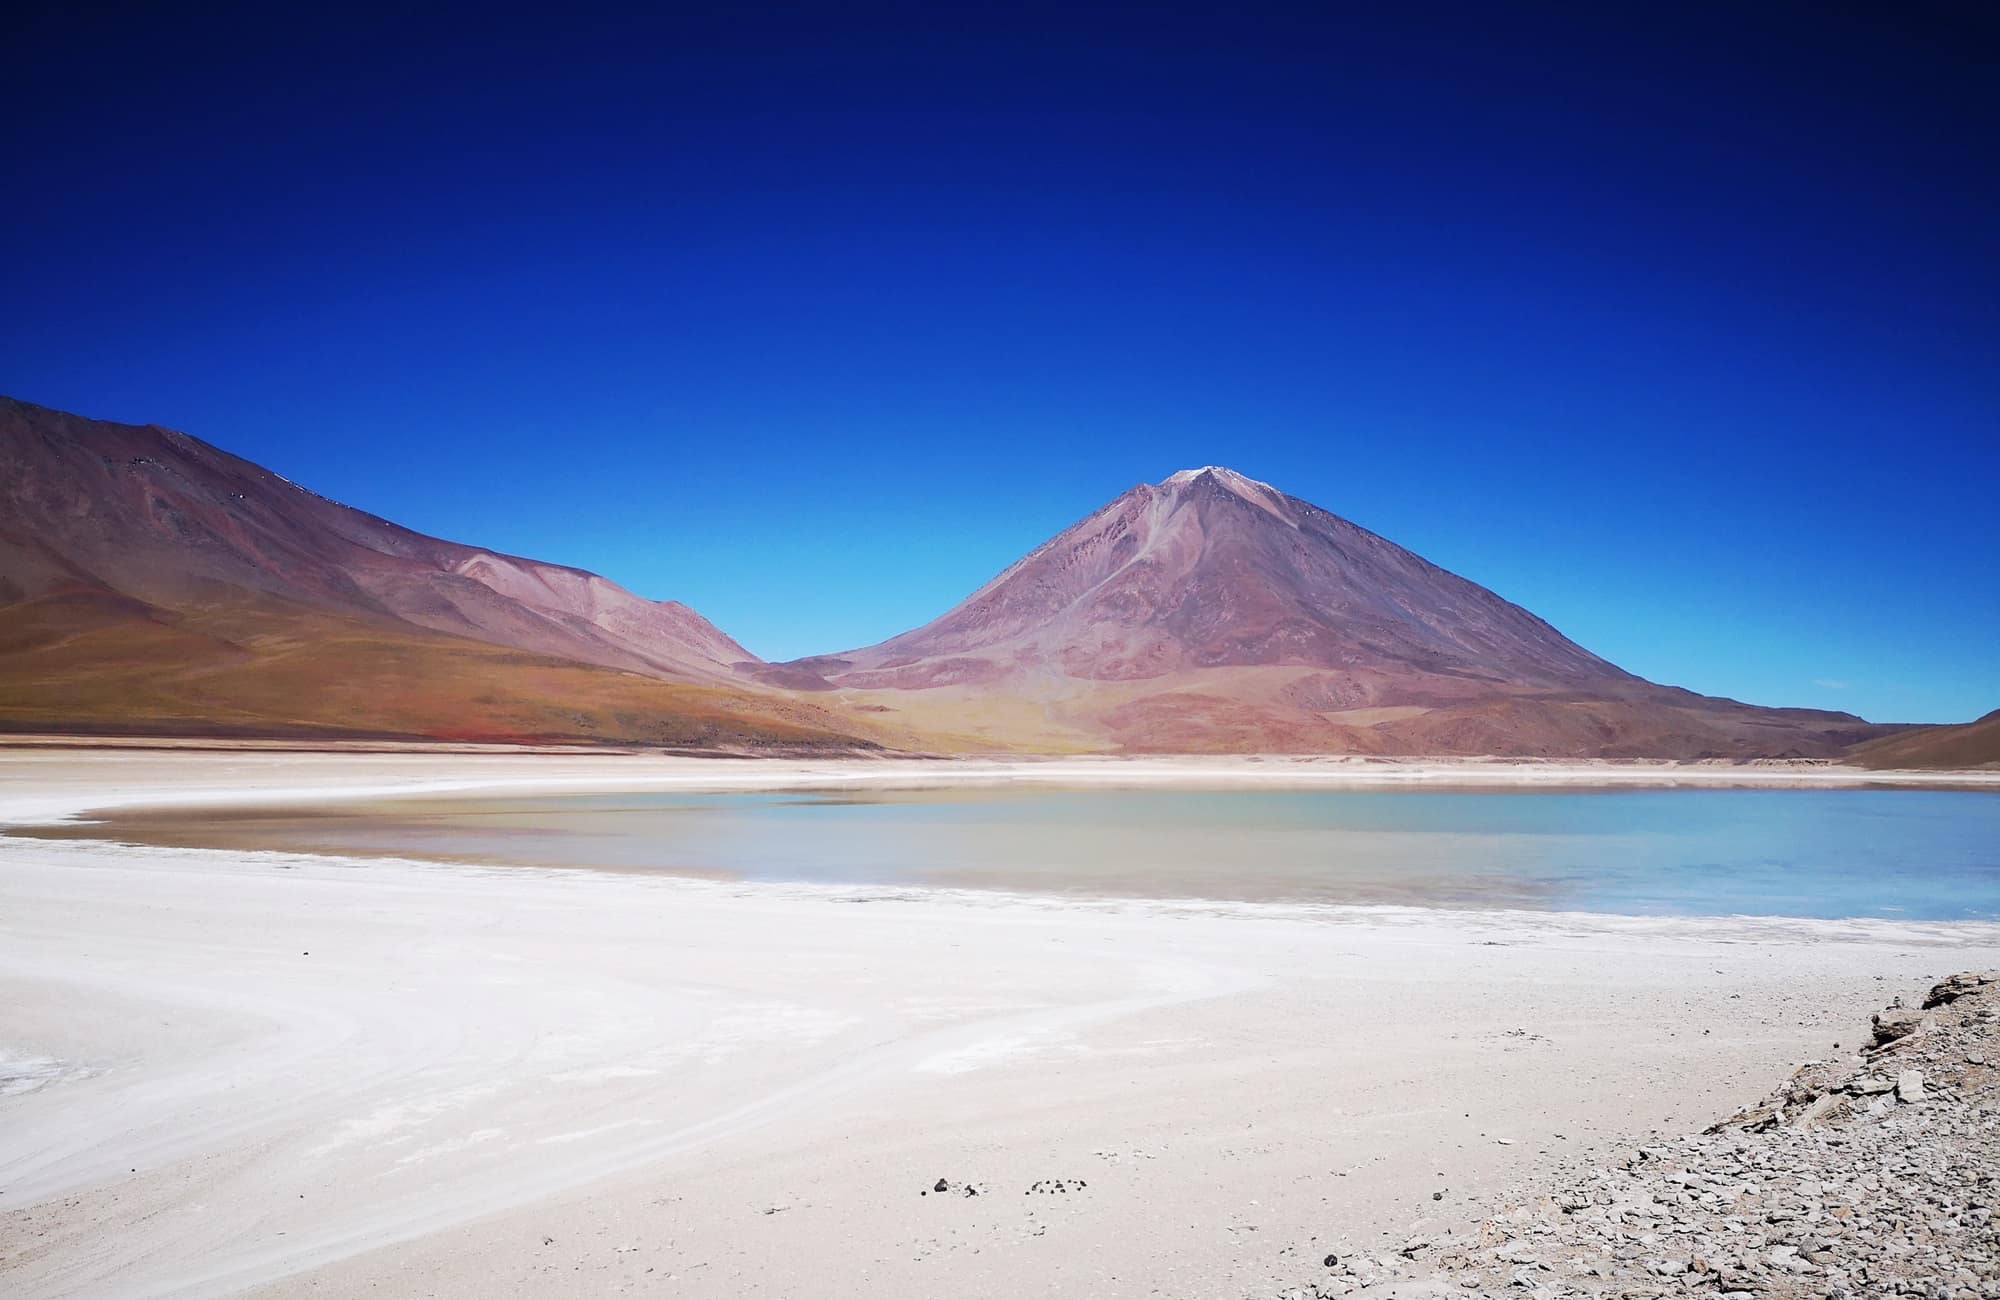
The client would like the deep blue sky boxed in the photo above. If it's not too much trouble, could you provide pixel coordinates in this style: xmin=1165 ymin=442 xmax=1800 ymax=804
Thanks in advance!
xmin=5 ymin=2 xmax=1996 ymax=723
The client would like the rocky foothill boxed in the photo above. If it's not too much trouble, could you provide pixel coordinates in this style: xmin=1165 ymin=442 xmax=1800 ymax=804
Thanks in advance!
xmin=1276 ymin=973 xmax=2000 ymax=1300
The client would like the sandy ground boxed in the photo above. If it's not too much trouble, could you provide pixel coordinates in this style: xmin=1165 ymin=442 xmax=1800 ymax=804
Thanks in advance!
xmin=2 ymin=749 xmax=1997 ymax=1299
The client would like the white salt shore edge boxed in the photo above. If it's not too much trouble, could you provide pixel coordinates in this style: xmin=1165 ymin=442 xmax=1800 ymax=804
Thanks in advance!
xmin=2 ymin=748 xmax=1995 ymax=828
xmin=1 ymin=749 xmax=1997 ymax=1300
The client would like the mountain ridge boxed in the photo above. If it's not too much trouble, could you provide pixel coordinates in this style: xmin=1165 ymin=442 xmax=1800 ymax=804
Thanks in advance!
xmin=0 ymin=401 xmax=1954 ymax=757
xmin=1 ymin=396 xmax=758 ymax=684
xmin=0 ymin=396 xmax=880 ymax=748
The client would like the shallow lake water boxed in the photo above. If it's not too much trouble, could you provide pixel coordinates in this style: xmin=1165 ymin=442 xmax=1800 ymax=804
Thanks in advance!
xmin=23 ymin=785 xmax=2000 ymax=920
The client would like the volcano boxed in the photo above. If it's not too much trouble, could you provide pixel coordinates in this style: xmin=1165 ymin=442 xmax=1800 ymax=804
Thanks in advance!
xmin=786 ymin=467 xmax=1899 ymax=757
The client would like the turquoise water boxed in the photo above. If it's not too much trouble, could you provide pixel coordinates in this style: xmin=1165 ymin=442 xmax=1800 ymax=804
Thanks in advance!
xmin=41 ymin=786 xmax=2000 ymax=920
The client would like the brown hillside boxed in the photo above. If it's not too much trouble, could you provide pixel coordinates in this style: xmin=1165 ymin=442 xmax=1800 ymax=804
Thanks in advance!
xmin=0 ymin=397 xmax=881 ymax=748
xmin=1848 ymin=710 xmax=2000 ymax=770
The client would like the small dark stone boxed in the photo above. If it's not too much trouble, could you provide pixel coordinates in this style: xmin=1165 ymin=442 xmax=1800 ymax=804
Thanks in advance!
xmin=933 ymin=1178 xmax=949 ymax=1193
xmin=1324 ymin=1253 xmax=1340 ymax=1268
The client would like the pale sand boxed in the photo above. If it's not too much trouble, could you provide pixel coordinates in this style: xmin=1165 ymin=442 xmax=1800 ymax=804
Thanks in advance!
xmin=1 ymin=750 xmax=1997 ymax=1299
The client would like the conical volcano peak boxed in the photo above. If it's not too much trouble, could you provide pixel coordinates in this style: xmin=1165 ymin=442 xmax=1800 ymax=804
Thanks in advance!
xmin=1160 ymin=464 xmax=1293 ymax=523
xmin=1162 ymin=465 xmax=1273 ymax=491
xmin=781 ymin=457 xmax=1887 ymax=755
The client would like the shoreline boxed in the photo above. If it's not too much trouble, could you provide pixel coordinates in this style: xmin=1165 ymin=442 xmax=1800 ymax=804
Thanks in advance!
xmin=4 ymin=752 xmax=1999 ymax=1298
xmin=3 ymin=747 xmax=1996 ymax=832
xmin=13 ymin=828 xmax=1999 ymax=945
xmin=6 ymin=833 xmax=1998 ymax=1299
xmin=7 ymin=747 xmax=1997 ymax=928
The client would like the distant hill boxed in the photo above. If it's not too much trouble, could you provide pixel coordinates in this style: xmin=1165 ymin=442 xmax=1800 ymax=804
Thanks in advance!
xmin=784 ymin=466 xmax=1903 ymax=758
xmin=0 ymin=397 xmax=874 ymax=747
xmin=1849 ymin=709 xmax=2000 ymax=770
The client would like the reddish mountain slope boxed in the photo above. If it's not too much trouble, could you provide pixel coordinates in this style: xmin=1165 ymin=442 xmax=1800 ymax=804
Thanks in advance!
xmin=1849 ymin=709 xmax=2000 ymax=770
xmin=0 ymin=397 xmax=871 ymax=747
xmin=2 ymin=397 xmax=754 ymax=684
xmin=789 ymin=467 xmax=1901 ymax=757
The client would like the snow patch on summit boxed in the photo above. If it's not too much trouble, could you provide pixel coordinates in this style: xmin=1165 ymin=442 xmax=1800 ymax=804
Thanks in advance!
xmin=1162 ymin=466 xmax=1294 ymax=526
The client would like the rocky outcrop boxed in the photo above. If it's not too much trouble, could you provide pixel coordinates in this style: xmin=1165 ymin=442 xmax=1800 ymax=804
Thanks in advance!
xmin=1272 ymin=974 xmax=2000 ymax=1299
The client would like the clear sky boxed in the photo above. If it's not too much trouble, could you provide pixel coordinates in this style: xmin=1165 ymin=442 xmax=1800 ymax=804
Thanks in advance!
xmin=5 ymin=2 xmax=1995 ymax=724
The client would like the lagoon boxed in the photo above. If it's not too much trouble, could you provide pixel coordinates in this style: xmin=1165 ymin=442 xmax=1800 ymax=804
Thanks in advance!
xmin=27 ymin=785 xmax=2000 ymax=920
